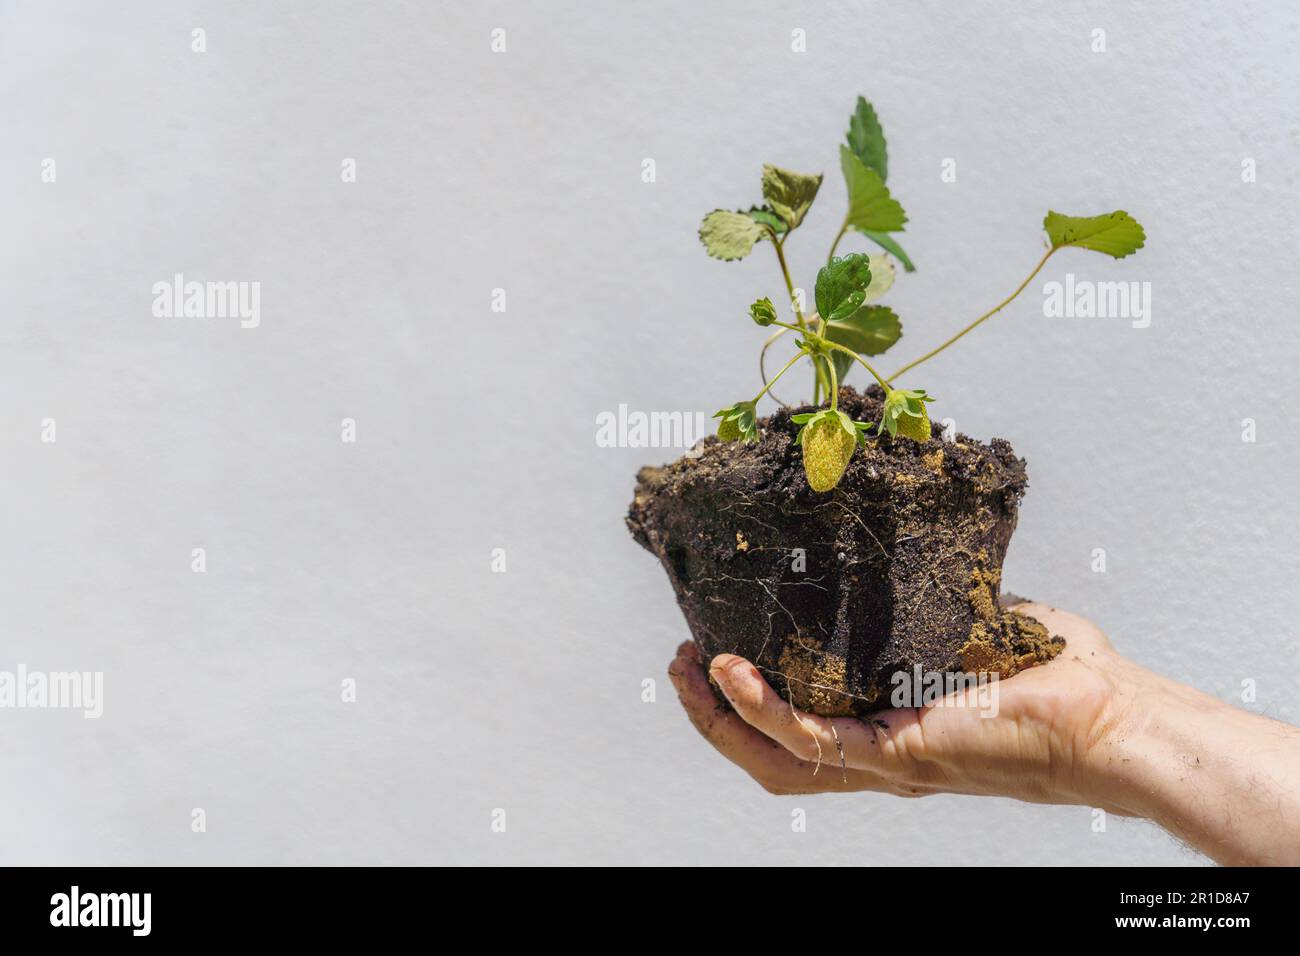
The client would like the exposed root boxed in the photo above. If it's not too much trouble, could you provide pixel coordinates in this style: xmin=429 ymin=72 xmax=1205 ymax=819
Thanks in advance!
xmin=755 ymin=664 xmax=882 ymax=707
xmin=830 ymin=723 xmax=847 ymax=783
xmin=789 ymin=693 xmax=824 ymax=775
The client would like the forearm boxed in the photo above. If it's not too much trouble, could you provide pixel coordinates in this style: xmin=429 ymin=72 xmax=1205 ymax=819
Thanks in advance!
xmin=1085 ymin=659 xmax=1300 ymax=865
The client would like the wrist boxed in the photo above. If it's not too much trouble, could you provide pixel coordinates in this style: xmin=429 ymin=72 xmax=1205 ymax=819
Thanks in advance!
xmin=1080 ymin=657 xmax=1300 ymax=864
xmin=1081 ymin=661 xmax=1226 ymax=818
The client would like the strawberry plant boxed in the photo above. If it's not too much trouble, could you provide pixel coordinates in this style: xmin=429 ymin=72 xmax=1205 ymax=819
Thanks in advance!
xmin=702 ymin=96 xmax=1146 ymax=491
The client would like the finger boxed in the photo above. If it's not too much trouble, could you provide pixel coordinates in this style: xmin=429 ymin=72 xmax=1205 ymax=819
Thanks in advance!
xmin=669 ymin=646 xmax=816 ymax=778
xmin=708 ymin=653 xmax=891 ymax=774
xmin=668 ymin=646 xmax=888 ymax=794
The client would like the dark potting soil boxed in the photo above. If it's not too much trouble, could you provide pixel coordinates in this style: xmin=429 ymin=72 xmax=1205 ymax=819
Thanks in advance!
xmin=627 ymin=385 xmax=1063 ymax=717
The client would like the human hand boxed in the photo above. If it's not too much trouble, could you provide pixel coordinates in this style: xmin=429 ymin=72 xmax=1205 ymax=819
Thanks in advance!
xmin=667 ymin=601 xmax=1300 ymax=864
xmin=668 ymin=602 xmax=1122 ymax=805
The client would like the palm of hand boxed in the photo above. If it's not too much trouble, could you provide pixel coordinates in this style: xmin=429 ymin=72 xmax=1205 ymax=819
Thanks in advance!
xmin=668 ymin=603 xmax=1126 ymax=807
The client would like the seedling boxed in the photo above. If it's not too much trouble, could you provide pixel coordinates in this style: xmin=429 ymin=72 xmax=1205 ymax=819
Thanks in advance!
xmin=702 ymin=96 xmax=1145 ymax=492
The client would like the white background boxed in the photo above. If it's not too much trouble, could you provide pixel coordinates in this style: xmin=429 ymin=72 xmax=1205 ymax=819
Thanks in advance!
xmin=2 ymin=1 xmax=1298 ymax=864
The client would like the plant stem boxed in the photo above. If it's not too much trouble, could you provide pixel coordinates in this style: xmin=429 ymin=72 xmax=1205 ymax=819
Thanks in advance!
xmin=768 ymin=233 xmax=830 ymax=402
xmin=887 ymin=247 xmax=1057 ymax=381
xmin=821 ymin=340 xmax=892 ymax=393
xmin=770 ymin=325 xmax=894 ymax=396
xmin=769 ymin=236 xmax=806 ymax=328
xmin=758 ymin=327 xmax=792 ymax=407
xmin=827 ymin=354 xmax=839 ymax=410
xmin=753 ymin=351 xmax=803 ymax=403
xmin=810 ymin=311 xmax=827 ymax=401
xmin=827 ymin=218 xmax=848 ymax=263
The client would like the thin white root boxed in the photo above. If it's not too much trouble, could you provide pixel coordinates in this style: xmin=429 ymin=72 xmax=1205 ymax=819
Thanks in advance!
xmin=790 ymin=694 xmax=824 ymax=775
xmin=830 ymin=723 xmax=847 ymax=783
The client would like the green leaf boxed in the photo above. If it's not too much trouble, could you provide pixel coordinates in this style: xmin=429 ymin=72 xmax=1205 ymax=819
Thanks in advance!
xmin=862 ymin=254 xmax=894 ymax=303
xmin=814 ymin=254 xmax=873 ymax=324
xmin=793 ymin=408 xmax=854 ymax=447
xmin=846 ymin=96 xmax=888 ymax=182
xmin=745 ymin=205 xmax=788 ymax=235
xmin=879 ymin=388 xmax=934 ymax=442
xmin=860 ymin=229 xmax=916 ymax=272
xmin=840 ymin=146 xmax=906 ymax=233
xmin=825 ymin=305 xmax=902 ymax=383
xmin=749 ymin=297 xmax=778 ymax=327
xmin=699 ymin=210 xmax=768 ymax=261
xmin=851 ymin=418 xmax=876 ymax=446
xmin=713 ymin=400 xmax=758 ymax=442
xmin=1043 ymin=210 xmax=1146 ymax=259
xmin=820 ymin=252 xmax=898 ymax=385
xmin=826 ymin=305 xmax=902 ymax=357
xmin=761 ymin=165 xmax=823 ymax=230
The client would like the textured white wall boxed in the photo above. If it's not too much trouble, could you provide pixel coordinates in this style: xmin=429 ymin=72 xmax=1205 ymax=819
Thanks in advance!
xmin=2 ymin=0 xmax=1298 ymax=864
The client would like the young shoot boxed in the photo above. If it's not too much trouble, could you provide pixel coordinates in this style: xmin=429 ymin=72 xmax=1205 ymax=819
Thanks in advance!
xmin=700 ymin=95 xmax=1146 ymax=492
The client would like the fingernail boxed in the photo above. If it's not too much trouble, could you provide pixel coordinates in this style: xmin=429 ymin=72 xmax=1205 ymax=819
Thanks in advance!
xmin=709 ymin=657 xmax=747 ymax=693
